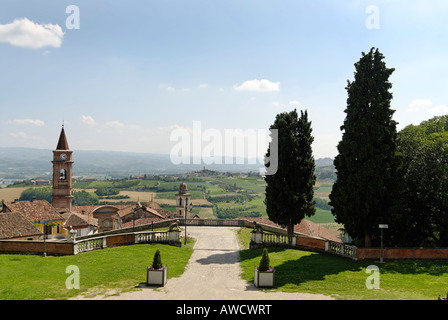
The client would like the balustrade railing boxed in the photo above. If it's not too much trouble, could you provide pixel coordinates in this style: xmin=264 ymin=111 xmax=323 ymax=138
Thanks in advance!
xmin=74 ymin=230 xmax=179 ymax=254
xmin=326 ymin=241 xmax=358 ymax=259
xmin=250 ymin=230 xmax=296 ymax=248
xmin=137 ymin=231 xmax=170 ymax=244
xmin=263 ymin=233 xmax=291 ymax=245
xmin=74 ymin=237 xmax=105 ymax=254
xmin=180 ymin=219 xmax=245 ymax=227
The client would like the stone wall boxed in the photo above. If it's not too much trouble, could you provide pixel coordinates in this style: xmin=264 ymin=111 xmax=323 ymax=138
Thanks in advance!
xmin=0 ymin=240 xmax=74 ymax=255
xmin=357 ymin=247 xmax=448 ymax=260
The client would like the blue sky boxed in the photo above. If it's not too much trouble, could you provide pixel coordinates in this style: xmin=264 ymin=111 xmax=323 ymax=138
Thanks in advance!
xmin=1 ymin=0 xmax=448 ymax=160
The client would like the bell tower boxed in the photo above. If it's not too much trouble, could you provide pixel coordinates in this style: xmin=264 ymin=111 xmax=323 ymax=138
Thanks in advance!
xmin=52 ymin=124 xmax=74 ymax=211
xmin=175 ymin=183 xmax=191 ymax=218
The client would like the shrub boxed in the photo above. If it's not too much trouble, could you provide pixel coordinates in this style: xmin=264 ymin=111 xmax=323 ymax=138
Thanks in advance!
xmin=152 ymin=249 xmax=163 ymax=269
xmin=258 ymin=248 xmax=270 ymax=272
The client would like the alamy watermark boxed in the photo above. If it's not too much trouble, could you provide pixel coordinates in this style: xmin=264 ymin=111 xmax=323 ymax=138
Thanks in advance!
xmin=169 ymin=121 xmax=278 ymax=175
xmin=66 ymin=5 xmax=80 ymax=30
xmin=66 ymin=265 xmax=80 ymax=290
xmin=365 ymin=265 xmax=380 ymax=289
xmin=366 ymin=5 xmax=380 ymax=30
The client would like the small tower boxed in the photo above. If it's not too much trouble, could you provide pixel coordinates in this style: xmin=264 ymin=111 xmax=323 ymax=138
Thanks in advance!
xmin=175 ymin=182 xmax=191 ymax=218
xmin=52 ymin=125 xmax=74 ymax=211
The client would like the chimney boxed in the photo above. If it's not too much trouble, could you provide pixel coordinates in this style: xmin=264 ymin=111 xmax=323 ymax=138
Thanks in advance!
xmin=82 ymin=210 xmax=85 ymax=215
xmin=31 ymin=196 xmax=36 ymax=202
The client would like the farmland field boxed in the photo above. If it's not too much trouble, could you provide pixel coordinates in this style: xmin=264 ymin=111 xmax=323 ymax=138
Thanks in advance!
xmin=0 ymin=187 xmax=28 ymax=202
xmin=2 ymin=171 xmax=336 ymax=227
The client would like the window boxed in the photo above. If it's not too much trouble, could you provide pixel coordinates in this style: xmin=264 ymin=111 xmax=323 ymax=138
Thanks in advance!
xmin=44 ymin=224 xmax=52 ymax=235
xmin=56 ymin=224 xmax=61 ymax=234
xmin=60 ymin=169 xmax=66 ymax=180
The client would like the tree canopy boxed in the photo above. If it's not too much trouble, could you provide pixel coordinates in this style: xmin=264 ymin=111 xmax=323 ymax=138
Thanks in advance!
xmin=329 ymin=48 xmax=399 ymax=247
xmin=392 ymin=115 xmax=448 ymax=247
xmin=264 ymin=109 xmax=316 ymax=237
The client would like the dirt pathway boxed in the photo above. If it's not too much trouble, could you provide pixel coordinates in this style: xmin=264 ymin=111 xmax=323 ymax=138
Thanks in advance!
xmin=72 ymin=227 xmax=334 ymax=300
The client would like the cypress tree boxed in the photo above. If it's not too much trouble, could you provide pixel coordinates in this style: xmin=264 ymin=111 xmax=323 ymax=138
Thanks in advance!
xmin=258 ymin=248 xmax=270 ymax=272
xmin=264 ymin=109 xmax=316 ymax=238
xmin=329 ymin=48 xmax=399 ymax=247
xmin=152 ymin=249 xmax=163 ymax=269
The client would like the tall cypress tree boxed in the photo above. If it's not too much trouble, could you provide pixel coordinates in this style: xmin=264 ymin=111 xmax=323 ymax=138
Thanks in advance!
xmin=264 ymin=109 xmax=316 ymax=238
xmin=329 ymin=48 xmax=399 ymax=247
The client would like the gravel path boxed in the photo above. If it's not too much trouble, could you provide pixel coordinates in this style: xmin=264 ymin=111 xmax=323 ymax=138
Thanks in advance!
xmin=73 ymin=227 xmax=334 ymax=300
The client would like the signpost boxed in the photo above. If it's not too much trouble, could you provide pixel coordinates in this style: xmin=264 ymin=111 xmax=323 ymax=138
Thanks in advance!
xmin=379 ymin=224 xmax=388 ymax=263
xmin=184 ymin=201 xmax=192 ymax=245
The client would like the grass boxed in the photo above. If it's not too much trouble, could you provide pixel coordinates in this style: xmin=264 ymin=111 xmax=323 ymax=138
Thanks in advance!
xmin=0 ymin=242 xmax=194 ymax=300
xmin=307 ymin=208 xmax=336 ymax=224
xmin=236 ymin=228 xmax=448 ymax=300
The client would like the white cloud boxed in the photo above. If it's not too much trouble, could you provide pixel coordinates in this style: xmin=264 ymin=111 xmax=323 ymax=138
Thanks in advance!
xmin=289 ymin=100 xmax=301 ymax=106
xmin=10 ymin=132 xmax=29 ymax=139
xmin=0 ymin=18 xmax=64 ymax=49
xmin=271 ymin=102 xmax=283 ymax=108
xmin=81 ymin=115 xmax=97 ymax=126
xmin=8 ymin=119 xmax=45 ymax=126
xmin=165 ymin=86 xmax=175 ymax=92
xmin=406 ymin=99 xmax=448 ymax=116
xmin=199 ymin=84 xmax=208 ymax=89
xmin=427 ymin=105 xmax=448 ymax=116
xmin=407 ymin=99 xmax=433 ymax=112
xmin=233 ymin=79 xmax=280 ymax=92
xmin=106 ymin=120 xmax=140 ymax=133
xmin=106 ymin=120 xmax=125 ymax=129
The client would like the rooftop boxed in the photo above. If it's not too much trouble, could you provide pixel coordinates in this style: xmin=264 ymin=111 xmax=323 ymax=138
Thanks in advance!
xmin=0 ymin=212 xmax=42 ymax=240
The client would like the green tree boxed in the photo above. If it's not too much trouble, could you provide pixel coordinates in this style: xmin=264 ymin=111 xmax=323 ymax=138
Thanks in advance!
xmin=394 ymin=116 xmax=448 ymax=246
xmin=19 ymin=187 xmax=52 ymax=203
xmin=72 ymin=191 xmax=99 ymax=206
xmin=329 ymin=48 xmax=399 ymax=247
xmin=264 ymin=109 xmax=316 ymax=238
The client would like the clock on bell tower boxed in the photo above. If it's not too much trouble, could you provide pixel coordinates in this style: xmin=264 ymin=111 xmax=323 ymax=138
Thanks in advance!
xmin=52 ymin=125 xmax=74 ymax=211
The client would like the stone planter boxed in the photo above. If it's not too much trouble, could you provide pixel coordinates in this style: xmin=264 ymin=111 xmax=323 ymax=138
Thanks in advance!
xmin=146 ymin=266 xmax=167 ymax=287
xmin=254 ymin=267 xmax=275 ymax=288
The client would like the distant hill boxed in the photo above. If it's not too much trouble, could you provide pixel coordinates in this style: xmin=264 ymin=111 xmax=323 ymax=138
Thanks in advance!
xmin=0 ymin=147 xmax=334 ymax=179
xmin=315 ymin=157 xmax=333 ymax=167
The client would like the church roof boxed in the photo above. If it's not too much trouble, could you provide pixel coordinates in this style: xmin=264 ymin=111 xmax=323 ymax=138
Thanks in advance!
xmin=3 ymin=200 xmax=64 ymax=223
xmin=0 ymin=212 xmax=42 ymax=240
xmin=56 ymin=126 xmax=70 ymax=150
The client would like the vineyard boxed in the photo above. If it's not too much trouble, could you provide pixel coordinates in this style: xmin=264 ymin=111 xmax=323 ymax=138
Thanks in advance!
xmin=1 ymin=170 xmax=335 ymax=224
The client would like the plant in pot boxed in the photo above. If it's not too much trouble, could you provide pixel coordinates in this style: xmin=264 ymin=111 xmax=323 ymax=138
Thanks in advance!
xmin=254 ymin=248 xmax=275 ymax=288
xmin=147 ymin=249 xmax=167 ymax=287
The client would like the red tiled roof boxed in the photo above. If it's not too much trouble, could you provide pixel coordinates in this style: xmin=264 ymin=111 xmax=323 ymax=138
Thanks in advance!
xmin=237 ymin=217 xmax=342 ymax=242
xmin=121 ymin=216 xmax=165 ymax=229
xmin=3 ymin=200 xmax=64 ymax=223
xmin=0 ymin=212 xmax=42 ymax=239
xmin=64 ymin=212 xmax=97 ymax=228
xmin=71 ymin=204 xmax=134 ymax=215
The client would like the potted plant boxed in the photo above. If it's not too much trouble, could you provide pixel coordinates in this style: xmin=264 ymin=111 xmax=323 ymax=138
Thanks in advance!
xmin=254 ymin=248 xmax=275 ymax=288
xmin=147 ymin=249 xmax=167 ymax=286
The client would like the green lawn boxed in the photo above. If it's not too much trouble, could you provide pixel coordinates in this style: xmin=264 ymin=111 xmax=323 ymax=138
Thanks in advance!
xmin=0 ymin=242 xmax=194 ymax=300
xmin=236 ymin=228 xmax=448 ymax=300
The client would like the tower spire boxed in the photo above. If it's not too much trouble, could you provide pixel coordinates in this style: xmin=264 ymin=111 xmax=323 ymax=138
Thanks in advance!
xmin=56 ymin=124 xmax=69 ymax=151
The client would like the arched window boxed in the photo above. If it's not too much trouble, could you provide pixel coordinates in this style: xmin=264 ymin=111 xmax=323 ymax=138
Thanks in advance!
xmin=179 ymin=198 xmax=182 ymax=206
xmin=60 ymin=169 xmax=66 ymax=180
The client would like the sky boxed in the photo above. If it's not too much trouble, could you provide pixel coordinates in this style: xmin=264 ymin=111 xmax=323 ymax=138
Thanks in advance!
xmin=1 ymin=0 xmax=448 ymax=163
